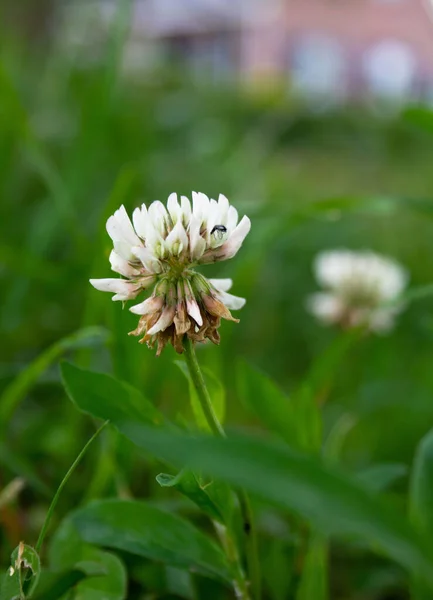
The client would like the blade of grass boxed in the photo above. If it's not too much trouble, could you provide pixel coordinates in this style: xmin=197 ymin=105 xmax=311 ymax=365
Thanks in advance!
xmin=0 ymin=327 xmax=109 ymax=428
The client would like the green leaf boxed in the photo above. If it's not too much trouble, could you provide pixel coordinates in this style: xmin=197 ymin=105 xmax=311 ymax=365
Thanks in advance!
xmin=156 ymin=469 xmax=232 ymax=524
xmin=323 ymin=414 xmax=356 ymax=463
xmin=410 ymin=428 xmax=433 ymax=538
xmin=262 ymin=538 xmax=294 ymax=600
xmin=0 ymin=327 xmax=109 ymax=428
xmin=409 ymin=429 xmax=433 ymax=600
xmin=296 ymin=534 xmax=328 ymax=600
xmin=291 ymin=384 xmax=322 ymax=453
xmin=357 ymin=463 xmax=407 ymax=494
xmin=1 ymin=574 xmax=22 ymax=600
xmin=47 ymin=517 xmax=127 ymax=600
xmin=119 ymin=426 xmax=433 ymax=586
xmin=0 ymin=444 xmax=50 ymax=497
xmin=292 ymin=331 xmax=359 ymax=452
xmin=237 ymin=362 xmax=300 ymax=447
xmin=31 ymin=569 xmax=94 ymax=600
xmin=164 ymin=567 xmax=196 ymax=600
xmin=391 ymin=283 xmax=433 ymax=309
xmin=310 ymin=414 xmax=356 ymax=600
xmin=176 ymin=361 xmax=225 ymax=432
xmin=202 ymin=479 xmax=235 ymax=528
xmin=302 ymin=331 xmax=359 ymax=395
xmin=1 ymin=543 xmax=41 ymax=600
xmin=70 ymin=555 xmax=125 ymax=600
xmin=61 ymin=361 xmax=166 ymax=429
xmin=69 ymin=499 xmax=232 ymax=585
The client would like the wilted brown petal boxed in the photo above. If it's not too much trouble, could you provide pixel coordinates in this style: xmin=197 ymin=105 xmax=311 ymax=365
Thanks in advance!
xmin=201 ymin=293 xmax=239 ymax=322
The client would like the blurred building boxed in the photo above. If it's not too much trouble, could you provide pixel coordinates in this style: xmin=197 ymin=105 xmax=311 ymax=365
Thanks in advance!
xmin=56 ymin=0 xmax=433 ymax=106
xmin=126 ymin=0 xmax=270 ymax=82
xmin=268 ymin=0 xmax=433 ymax=106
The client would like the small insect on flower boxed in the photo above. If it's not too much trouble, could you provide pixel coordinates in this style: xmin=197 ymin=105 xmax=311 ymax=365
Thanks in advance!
xmin=307 ymin=249 xmax=409 ymax=333
xmin=90 ymin=192 xmax=251 ymax=354
xmin=211 ymin=224 xmax=228 ymax=241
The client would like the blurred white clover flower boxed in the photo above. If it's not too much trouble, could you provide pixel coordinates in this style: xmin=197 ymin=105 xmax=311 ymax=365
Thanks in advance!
xmin=307 ymin=249 xmax=409 ymax=333
xmin=90 ymin=192 xmax=250 ymax=354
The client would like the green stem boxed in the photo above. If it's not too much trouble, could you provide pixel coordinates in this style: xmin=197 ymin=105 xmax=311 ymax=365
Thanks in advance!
xmin=239 ymin=491 xmax=261 ymax=600
xmin=183 ymin=337 xmax=261 ymax=600
xmin=35 ymin=420 xmax=109 ymax=553
xmin=183 ymin=336 xmax=225 ymax=438
xmin=214 ymin=522 xmax=251 ymax=600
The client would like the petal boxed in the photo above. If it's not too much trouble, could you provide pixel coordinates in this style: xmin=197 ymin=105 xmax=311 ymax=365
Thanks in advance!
xmin=132 ymin=204 xmax=148 ymax=239
xmin=130 ymin=295 xmax=164 ymax=315
xmin=184 ymin=280 xmax=203 ymax=326
xmin=141 ymin=224 xmax=167 ymax=260
xmin=113 ymin=240 xmax=136 ymax=261
xmin=306 ymin=292 xmax=343 ymax=323
xmin=106 ymin=205 xmax=141 ymax=247
xmin=173 ymin=301 xmax=191 ymax=335
xmin=218 ymin=291 xmax=246 ymax=310
xmin=192 ymin=191 xmax=210 ymax=222
xmin=109 ymin=250 xmax=139 ymax=277
xmin=201 ymin=294 xmax=238 ymax=321
xmin=371 ymin=257 xmax=408 ymax=300
xmin=165 ymin=219 xmax=188 ymax=255
xmin=167 ymin=192 xmax=181 ymax=224
xmin=148 ymin=200 xmax=168 ymax=219
xmin=89 ymin=278 xmax=133 ymax=293
xmin=131 ymin=245 xmax=162 ymax=273
xmin=209 ymin=278 xmax=233 ymax=292
xmin=147 ymin=305 xmax=176 ymax=335
xmin=200 ymin=215 xmax=250 ymax=263
xmin=206 ymin=199 xmax=223 ymax=244
xmin=189 ymin=215 xmax=206 ymax=260
xmin=226 ymin=205 xmax=239 ymax=233
xmin=137 ymin=274 xmax=159 ymax=289
xmin=314 ymin=251 xmax=354 ymax=290
xmin=186 ymin=297 xmax=203 ymax=327
xmin=112 ymin=292 xmax=138 ymax=301
xmin=89 ymin=278 xmax=140 ymax=300
xmin=180 ymin=195 xmax=192 ymax=225
xmin=217 ymin=193 xmax=230 ymax=217
xmin=220 ymin=216 xmax=251 ymax=259
xmin=148 ymin=200 xmax=169 ymax=235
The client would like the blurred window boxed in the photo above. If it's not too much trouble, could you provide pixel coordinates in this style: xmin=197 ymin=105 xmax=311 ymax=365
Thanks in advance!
xmin=363 ymin=40 xmax=416 ymax=99
xmin=165 ymin=36 xmax=193 ymax=61
xmin=191 ymin=34 xmax=235 ymax=80
xmin=165 ymin=33 xmax=235 ymax=82
xmin=290 ymin=34 xmax=347 ymax=104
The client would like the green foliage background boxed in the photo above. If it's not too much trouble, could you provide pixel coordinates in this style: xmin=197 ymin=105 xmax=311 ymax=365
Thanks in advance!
xmin=2 ymin=5 xmax=433 ymax=599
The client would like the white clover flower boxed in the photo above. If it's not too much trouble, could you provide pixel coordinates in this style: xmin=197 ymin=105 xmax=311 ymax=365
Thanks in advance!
xmin=90 ymin=192 xmax=250 ymax=354
xmin=307 ymin=249 xmax=409 ymax=333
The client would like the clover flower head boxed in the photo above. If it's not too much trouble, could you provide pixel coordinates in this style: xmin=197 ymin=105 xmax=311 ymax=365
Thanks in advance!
xmin=307 ymin=249 xmax=408 ymax=333
xmin=90 ymin=192 xmax=251 ymax=354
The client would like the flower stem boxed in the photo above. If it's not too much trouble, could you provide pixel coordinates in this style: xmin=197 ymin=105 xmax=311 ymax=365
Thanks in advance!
xmin=183 ymin=336 xmax=225 ymax=439
xmin=183 ymin=337 xmax=261 ymax=600
xmin=35 ymin=420 xmax=109 ymax=553
xmin=238 ymin=491 xmax=261 ymax=600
